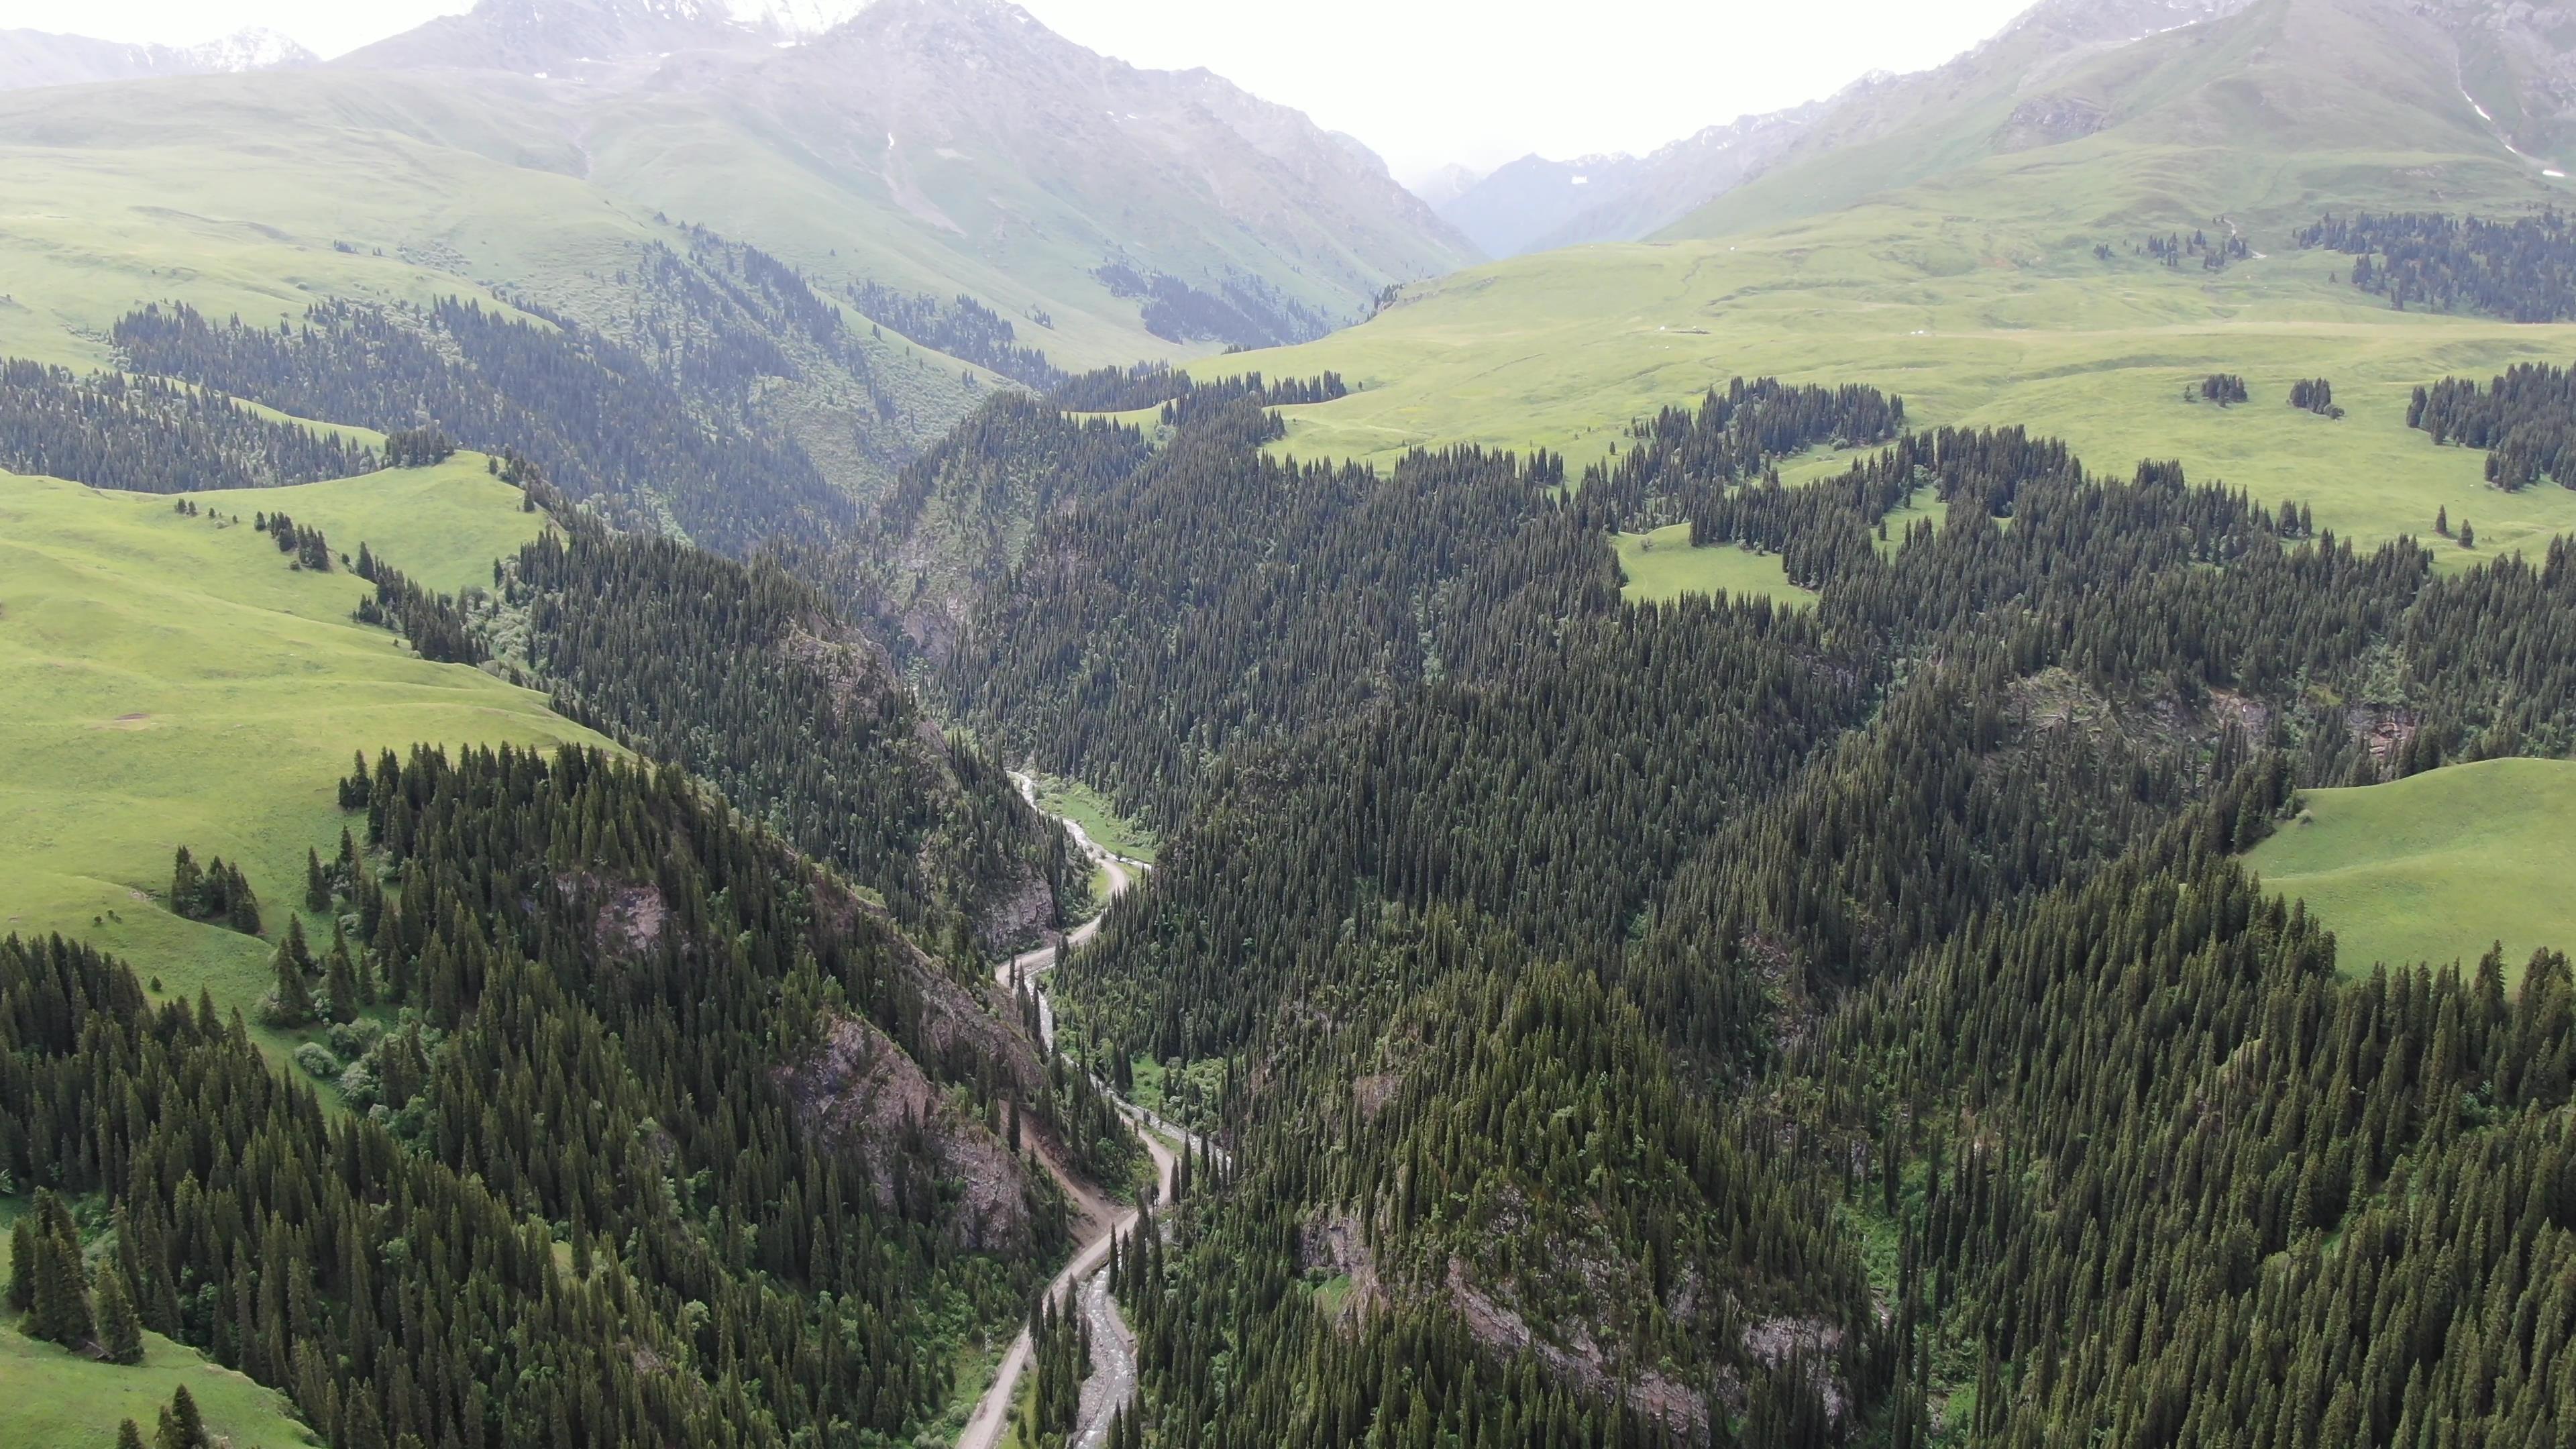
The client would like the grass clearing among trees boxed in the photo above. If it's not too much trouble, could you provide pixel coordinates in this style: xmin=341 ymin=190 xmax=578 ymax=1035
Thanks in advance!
xmin=2245 ymin=756 xmax=2576 ymax=980
xmin=1028 ymin=772 xmax=1160 ymax=863
xmin=1614 ymin=523 xmax=1817 ymax=607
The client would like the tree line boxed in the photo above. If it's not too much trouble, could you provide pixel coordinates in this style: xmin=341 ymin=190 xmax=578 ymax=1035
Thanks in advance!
xmin=2300 ymin=209 xmax=2576 ymax=320
xmin=0 ymin=356 xmax=375 ymax=492
xmin=2410 ymin=360 xmax=2576 ymax=489
xmin=113 ymin=298 xmax=847 ymax=555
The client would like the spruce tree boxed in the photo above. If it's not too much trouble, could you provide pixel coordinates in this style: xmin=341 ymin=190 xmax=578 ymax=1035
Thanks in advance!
xmin=223 ymin=865 xmax=260 ymax=935
xmin=326 ymin=925 xmax=361 ymax=1025
xmin=26 ymin=1190 xmax=93 ymax=1348
xmin=306 ymin=847 xmax=331 ymax=913
xmin=5 ymin=1212 xmax=34 ymax=1313
xmin=169 ymin=847 xmax=201 ymax=916
xmin=96 ymin=1260 xmax=144 ymax=1364
xmin=268 ymin=921 xmax=315 ymax=1026
xmin=160 ymin=1384 xmax=206 ymax=1449
xmin=118 ymin=1420 xmax=146 ymax=1449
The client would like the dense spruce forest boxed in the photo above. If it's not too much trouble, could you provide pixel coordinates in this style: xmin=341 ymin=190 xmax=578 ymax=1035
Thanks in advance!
xmin=845 ymin=278 xmax=1065 ymax=390
xmin=2299 ymin=209 xmax=2576 ymax=320
xmin=1090 ymin=262 xmax=1334 ymax=350
xmin=0 ymin=742 xmax=1140 ymax=1448
xmin=948 ymin=377 xmax=1900 ymax=827
xmin=899 ymin=371 xmax=2576 ymax=1443
xmin=1047 ymin=364 xmax=1350 ymax=414
xmin=113 ymin=299 xmax=848 ymax=554
xmin=2410 ymin=360 xmax=2576 ymax=490
xmin=503 ymin=523 xmax=1080 ymax=947
xmin=0 ymin=356 xmax=376 ymax=492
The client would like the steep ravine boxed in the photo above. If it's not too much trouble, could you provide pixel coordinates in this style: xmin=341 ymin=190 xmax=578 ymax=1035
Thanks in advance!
xmin=955 ymin=780 xmax=1171 ymax=1449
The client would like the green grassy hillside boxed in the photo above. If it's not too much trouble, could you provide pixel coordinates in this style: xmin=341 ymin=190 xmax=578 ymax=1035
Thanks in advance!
xmin=0 ymin=464 xmax=602 ymax=1023
xmin=191 ymin=455 xmax=534 ymax=595
xmin=1203 ymin=0 xmax=2576 ymax=562
xmin=2245 ymin=757 xmax=2576 ymax=979
xmin=0 ymin=70 xmax=616 ymax=371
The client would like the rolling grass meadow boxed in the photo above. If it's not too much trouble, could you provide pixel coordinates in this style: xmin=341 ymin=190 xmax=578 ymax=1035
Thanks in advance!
xmin=0 ymin=462 xmax=603 ymax=1034
xmin=1236 ymin=239 xmax=2576 ymax=564
xmin=2245 ymin=757 xmax=2576 ymax=981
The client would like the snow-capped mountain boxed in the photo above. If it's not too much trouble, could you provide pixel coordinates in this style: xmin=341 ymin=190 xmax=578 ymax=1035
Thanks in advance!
xmin=0 ymin=25 xmax=315 ymax=92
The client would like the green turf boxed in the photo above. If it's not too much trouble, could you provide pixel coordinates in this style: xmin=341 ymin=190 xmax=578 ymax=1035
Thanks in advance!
xmin=1028 ymin=773 xmax=1160 ymax=863
xmin=0 ymin=1322 xmax=317 ymax=1449
xmin=0 ymin=468 xmax=604 ymax=1032
xmin=2245 ymin=757 xmax=2576 ymax=979
xmin=188 ymin=454 xmax=543 ymax=597
xmin=1613 ymin=524 xmax=1816 ymax=608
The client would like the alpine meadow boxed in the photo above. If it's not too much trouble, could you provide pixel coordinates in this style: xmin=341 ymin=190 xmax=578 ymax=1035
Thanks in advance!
xmin=5 ymin=0 xmax=2576 ymax=1445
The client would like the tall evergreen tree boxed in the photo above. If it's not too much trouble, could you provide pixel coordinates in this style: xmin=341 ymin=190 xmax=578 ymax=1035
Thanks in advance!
xmin=96 ymin=1260 xmax=144 ymax=1364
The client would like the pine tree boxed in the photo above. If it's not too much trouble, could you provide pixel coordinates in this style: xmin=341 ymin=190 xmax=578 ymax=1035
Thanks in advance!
xmin=2461 ymin=518 xmax=2477 ymax=548
xmin=2435 ymin=504 xmax=2450 ymax=536
xmin=97 ymin=1260 xmax=145 ymax=1364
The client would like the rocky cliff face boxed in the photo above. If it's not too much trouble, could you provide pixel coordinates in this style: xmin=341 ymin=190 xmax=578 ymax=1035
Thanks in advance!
xmin=2424 ymin=0 xmax=2576 ymax=164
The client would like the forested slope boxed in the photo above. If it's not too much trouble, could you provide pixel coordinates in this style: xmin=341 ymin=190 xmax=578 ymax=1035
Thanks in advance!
xmin=953 ymin=368 xmax=2576 ymax=1441
xmin=3 ymin=743 xmax=1106 ymax=1449
xmin=507 ymin=525 xmax=1078 ymax=947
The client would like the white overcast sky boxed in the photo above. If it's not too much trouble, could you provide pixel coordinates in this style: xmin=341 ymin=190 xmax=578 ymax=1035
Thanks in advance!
xmin=6 ymin=0 xmax=2037 ymax=178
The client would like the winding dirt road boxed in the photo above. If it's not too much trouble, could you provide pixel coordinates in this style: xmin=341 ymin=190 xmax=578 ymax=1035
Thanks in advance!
xmin=954 ymin=781 xmax=1164 ymax=1449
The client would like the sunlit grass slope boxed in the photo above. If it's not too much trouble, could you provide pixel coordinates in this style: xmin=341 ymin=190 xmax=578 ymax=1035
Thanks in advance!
xmin=2245 ymin=757 xmax=2576 ymax=981
xmin=0 ymin=465 xmax=602 ymax=1022
xmin=0 ymin=1322 xmax=317 ymax=1449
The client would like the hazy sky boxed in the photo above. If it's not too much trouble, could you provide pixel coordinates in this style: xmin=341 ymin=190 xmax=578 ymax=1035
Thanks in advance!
xmin=9 ymin=0 xmax=2038 ymax=178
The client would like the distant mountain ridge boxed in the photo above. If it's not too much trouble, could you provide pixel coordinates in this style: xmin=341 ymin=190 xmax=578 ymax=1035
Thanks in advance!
xmin=572 ymin=0 xmax=1475 ymax=347
xmin=0 ymin=25 xmax=313 ymax=91
xmin=0 ymin=0 xmax=1470 ymax=387
xmin=339 ymin=0 xmax=773 ymax=73
xmin=1435 ymin=152 xmax=1647 ymax=258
